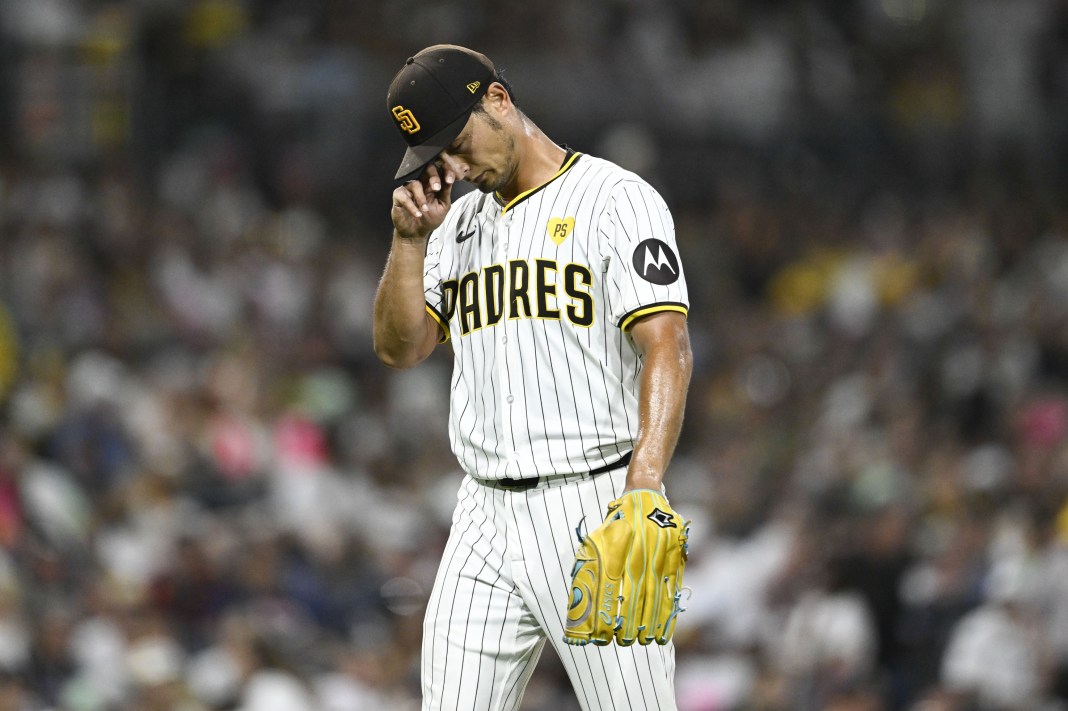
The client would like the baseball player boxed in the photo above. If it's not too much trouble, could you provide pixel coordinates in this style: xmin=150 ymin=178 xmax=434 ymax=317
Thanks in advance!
xmin=373 ymin=45 xmax=692 ymax=710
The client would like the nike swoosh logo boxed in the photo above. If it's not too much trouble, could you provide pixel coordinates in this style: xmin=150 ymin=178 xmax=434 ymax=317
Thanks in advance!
xmin=456 ymin=228 xmax=477 ymax=243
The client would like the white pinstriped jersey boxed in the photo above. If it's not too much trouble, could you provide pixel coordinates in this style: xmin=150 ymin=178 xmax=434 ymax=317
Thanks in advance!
xmin=423 ymin=151 xmax=689 ymax=480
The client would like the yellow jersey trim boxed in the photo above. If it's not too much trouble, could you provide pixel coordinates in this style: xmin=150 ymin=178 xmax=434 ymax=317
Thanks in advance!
xmin=426 ymin=304 xmax=450 ymax=343
xmin=499 ymin=152 xmax=582 ymax=215
xmin=618 ymin=303 xmax=689 ymax=332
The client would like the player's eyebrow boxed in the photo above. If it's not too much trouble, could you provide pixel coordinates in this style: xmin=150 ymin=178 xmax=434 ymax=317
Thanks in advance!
xmin=447 ymin=130 xmax=468 ymax=153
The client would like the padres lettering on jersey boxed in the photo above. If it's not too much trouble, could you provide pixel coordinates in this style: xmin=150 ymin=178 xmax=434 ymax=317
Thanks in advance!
xmin=422 ymin=152 xmax=689 ymax=480
xmin=440 ymin=259 xmax=594 ymax=335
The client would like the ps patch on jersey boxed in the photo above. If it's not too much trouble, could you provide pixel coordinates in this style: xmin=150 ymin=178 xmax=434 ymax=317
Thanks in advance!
xmin=547 ymin=217 xmax=575 ymax=245
xmin=632 ymin=239 xmax=680 ymax=285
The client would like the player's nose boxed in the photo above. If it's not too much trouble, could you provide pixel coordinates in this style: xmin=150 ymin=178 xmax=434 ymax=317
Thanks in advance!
xmin=439 ymin=152 xmax=469 ymax=181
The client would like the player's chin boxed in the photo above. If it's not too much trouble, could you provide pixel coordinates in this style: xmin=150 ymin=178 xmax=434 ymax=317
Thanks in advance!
xmin=470 ymin=171 xmax=501 ymax=193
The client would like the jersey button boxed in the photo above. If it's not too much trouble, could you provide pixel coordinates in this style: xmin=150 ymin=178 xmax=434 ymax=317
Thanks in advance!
xmin=506 ymin=395 xmax=514 ymax=404
xmin=501 ymin=336 xmax=508 ymax=344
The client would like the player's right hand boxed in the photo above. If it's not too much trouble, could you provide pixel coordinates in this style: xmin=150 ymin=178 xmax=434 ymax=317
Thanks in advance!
xmin=391 ymin=157 xmax=467 ymax=240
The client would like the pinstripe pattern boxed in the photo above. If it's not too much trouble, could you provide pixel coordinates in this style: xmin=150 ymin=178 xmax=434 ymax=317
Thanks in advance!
xmin=423 ymin=154 xmax=689 ymax=480
xmin=419 ymin=152 xmax=685 ymax=709
xmin=423 ymin=469 xmax=676 ymax=710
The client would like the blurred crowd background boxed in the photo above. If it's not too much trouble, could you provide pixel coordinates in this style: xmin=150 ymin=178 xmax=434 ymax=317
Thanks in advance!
xmin=0 ymin=1 xmax=1067 ymax=710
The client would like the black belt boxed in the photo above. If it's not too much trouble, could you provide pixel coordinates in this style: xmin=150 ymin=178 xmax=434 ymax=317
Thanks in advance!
xmin=495 ymin=451 xmax=632 ymax=491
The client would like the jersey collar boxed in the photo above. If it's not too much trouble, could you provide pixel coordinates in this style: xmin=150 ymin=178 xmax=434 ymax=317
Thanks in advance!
xmin=497 ymin=146 xmax=581 ymax=215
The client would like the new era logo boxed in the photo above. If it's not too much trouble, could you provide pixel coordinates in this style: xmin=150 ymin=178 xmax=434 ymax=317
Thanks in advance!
xmin=466 ymin=81 xmax=481 ymax=93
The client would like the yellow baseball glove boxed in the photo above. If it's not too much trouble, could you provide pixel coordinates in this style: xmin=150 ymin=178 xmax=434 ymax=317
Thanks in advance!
xmin=563 ymin=489 xmax=689 ymax=646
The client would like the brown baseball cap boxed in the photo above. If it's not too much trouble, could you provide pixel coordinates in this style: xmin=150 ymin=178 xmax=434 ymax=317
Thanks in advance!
xmin=386 ymin=45 xmax=496 ymax=182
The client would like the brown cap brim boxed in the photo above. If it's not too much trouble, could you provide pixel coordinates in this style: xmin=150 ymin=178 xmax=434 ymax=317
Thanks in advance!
xmin=393 ymin=110 xmax=474 ymax=182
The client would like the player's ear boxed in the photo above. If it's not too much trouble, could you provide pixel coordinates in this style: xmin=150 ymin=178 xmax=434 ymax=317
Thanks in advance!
xmin=485 ymin=82 xmax=512 ymax=115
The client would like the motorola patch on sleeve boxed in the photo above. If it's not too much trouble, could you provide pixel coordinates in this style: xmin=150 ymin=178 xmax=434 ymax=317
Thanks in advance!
xmin=632 ymin=239 xmax=680 ymax=285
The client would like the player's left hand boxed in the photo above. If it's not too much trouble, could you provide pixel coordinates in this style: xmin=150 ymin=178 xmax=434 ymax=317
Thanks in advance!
xmin=563 ymin=490 xmax=689 ymax=647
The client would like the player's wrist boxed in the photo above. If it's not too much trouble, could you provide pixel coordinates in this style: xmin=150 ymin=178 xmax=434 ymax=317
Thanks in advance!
xmin=393 ymin=228 xmax=431 ymax=243
xmin=623 ymin=472 xmax=664 ymax=493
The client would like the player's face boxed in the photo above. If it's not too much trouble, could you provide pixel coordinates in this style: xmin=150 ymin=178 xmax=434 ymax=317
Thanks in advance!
xmin=440 ymin=103 xmax=518 ymax=195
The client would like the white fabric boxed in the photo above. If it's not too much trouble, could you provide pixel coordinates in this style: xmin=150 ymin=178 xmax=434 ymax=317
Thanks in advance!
xmin=941 ymin=604 xmax=1043 ymax=709
xmin=422 ymin=154 xmax=689 ymax=480
xmin=422 ymin=468 xmax=677 ymax=711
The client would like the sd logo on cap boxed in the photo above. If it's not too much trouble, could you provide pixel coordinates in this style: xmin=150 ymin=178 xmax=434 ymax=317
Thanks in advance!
xmin=386 ymin=45 xmax=497 ymax=182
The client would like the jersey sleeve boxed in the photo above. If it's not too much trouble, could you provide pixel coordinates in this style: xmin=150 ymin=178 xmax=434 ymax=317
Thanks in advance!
xmin=601 ymin=179 xmax=689 ymax=331
xmin=423 ymin=225 xmax=451 ymax=343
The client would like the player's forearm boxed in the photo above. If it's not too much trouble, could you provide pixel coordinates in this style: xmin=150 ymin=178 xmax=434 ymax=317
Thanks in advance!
xmin=626 ymin=319 xmax=692 ymax=491
xmin=373 ymin=234 xmax=438 ymax=368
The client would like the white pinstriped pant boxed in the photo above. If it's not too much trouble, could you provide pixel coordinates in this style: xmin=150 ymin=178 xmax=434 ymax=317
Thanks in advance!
xmin=421 ymin=468 xmax=677 ymax=710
